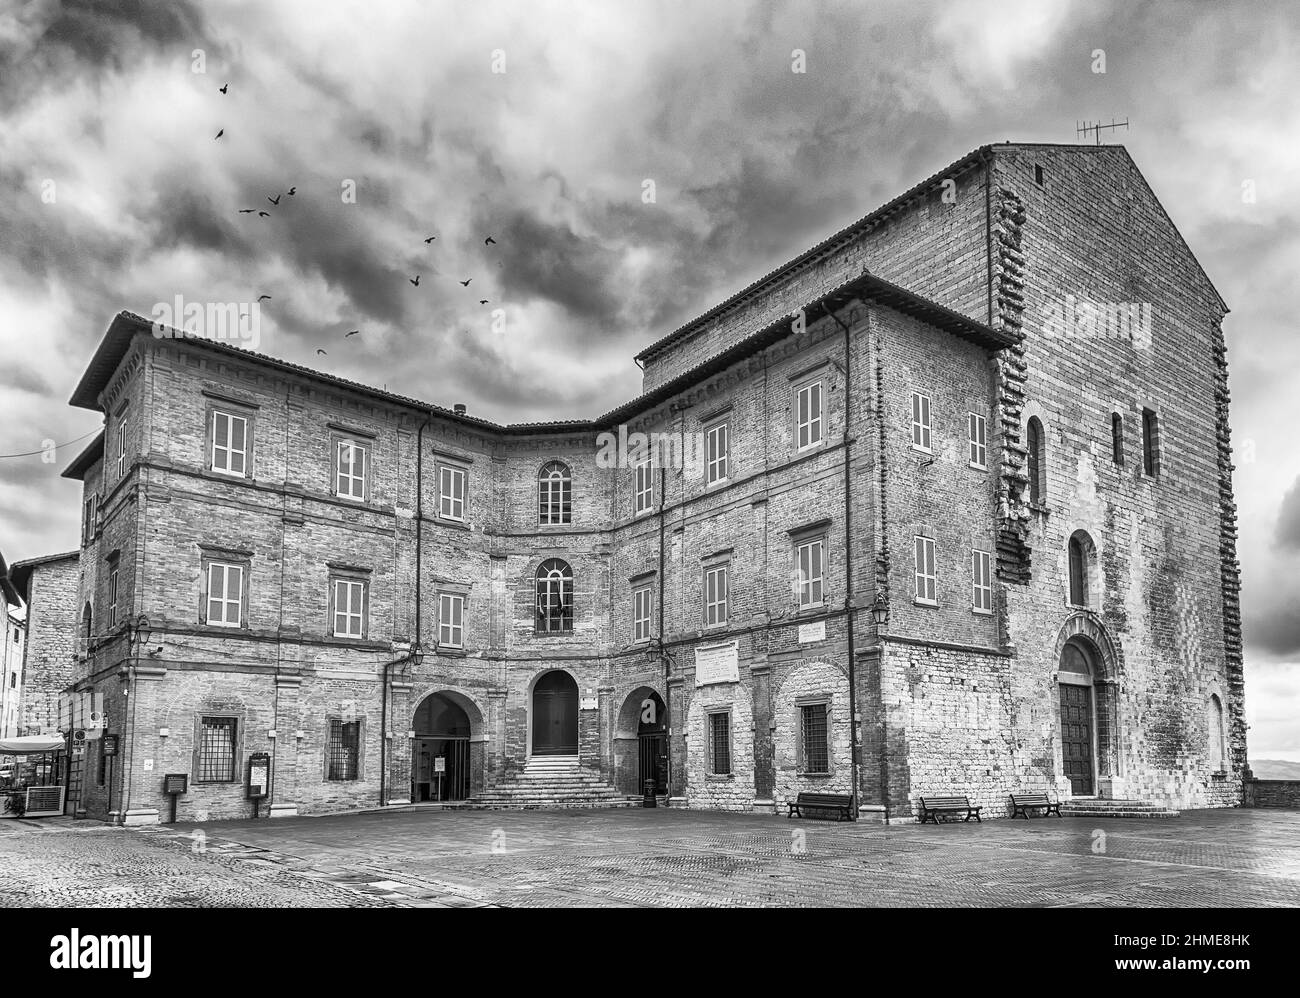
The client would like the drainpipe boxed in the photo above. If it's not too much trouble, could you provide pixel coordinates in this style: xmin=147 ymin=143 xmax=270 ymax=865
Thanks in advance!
xmin=380 ymin=414 xmax=432 ymax=807
xmin=820 ymin=298 xmax=859 ymax=820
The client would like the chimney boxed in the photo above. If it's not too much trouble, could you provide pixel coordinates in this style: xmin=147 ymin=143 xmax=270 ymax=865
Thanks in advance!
xmin=453 ymin=403 xmax=467 ymax=416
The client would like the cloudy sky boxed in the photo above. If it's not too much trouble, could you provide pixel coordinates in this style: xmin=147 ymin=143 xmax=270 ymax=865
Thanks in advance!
xmin=1 ymin=0 xmax=1297 ymax=758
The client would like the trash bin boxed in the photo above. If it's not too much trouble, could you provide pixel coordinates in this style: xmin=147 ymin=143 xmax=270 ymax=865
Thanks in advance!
xmin=642 ymin=779 xmax=657 ymax=807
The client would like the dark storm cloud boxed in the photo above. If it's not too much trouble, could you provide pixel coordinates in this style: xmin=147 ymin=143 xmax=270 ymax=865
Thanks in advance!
xmin=0 ymin=366 xmax=54 ymax=396
xmin=1247 ymin=591 xmax=1300 ymax=659
xmin=1276 ymin=475 xmax=1300 ymax=551
xmin=37 ymin=0 xmax=211 ymax=71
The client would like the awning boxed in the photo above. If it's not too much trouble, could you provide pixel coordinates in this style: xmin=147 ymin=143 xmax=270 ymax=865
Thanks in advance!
xmin=0 ymin=735 xmax=65 ymax=754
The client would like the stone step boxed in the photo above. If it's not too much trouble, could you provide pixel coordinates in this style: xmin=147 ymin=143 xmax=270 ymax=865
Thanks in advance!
xmin=1059 ymin=809 xmax=1179 ymax=818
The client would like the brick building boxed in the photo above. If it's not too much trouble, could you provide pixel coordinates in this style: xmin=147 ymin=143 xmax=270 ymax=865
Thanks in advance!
xmin=0 ymin=553 xmax=25 ymax=739
xmin=48 ymin=142 xmax=1243 ymax=824
xmin=10 ymin=552 xmax=79 ymax=737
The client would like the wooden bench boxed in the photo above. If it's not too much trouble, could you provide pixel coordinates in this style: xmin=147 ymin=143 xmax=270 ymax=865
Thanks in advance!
xmin=787 ymin=792 xmax=855 ymax=821
xmin=1009 ymin=791 xmax=1062 ymax=819
xmin=918 ymin=795 xmax=981 ymax=824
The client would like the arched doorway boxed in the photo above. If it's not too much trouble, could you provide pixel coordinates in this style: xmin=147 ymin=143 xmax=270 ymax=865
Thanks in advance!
xmin=411 ymin=693 xmax=471 ymax=801
xmin=1058 ymin=638 xmax=1097 ymax=796
xmin=637 ymin=691 xmax=667 ymax=794
xmin=532 ymin=670 xmax=578 ymax=756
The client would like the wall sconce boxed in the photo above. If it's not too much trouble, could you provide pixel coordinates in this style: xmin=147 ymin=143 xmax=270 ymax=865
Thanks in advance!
xmin=871 ymin=592 xmax=889 ymax=627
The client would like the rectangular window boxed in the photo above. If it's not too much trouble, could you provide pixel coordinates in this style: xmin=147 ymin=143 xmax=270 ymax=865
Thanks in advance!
xmin=206 ymin=562 xmax=244 ymax=627
xmin=632 ymin=585 xmax=653 ymax=642
xmin=197 ymin=716 xmax=237 ymax=782
xmin=327 ymin=719 xmax=361 ymax=781
xmin=914 ymin=536 xmax=937 ymax=605
xmin=211 ymin=410 xmax=249 ymax=476
xmin=438 ymin=592 xmax=464 ymax=648
xmin=439 ymin=466 xmax=465 ymax=520
xmin=704 ymin=563 xmax=729 ymax=627
xmin=968 ymin=412 xmax=987 ymax=468
xmin=796 ymin=538 xmax=824 ymax=608
xmin=634 ymin=456 xmax=654 ymax=515
xmin=83 ymin=494 xmax=98 ymax=545
xmin=708 ymin=712 xmax=732 ymax=776
xmin=108 ymin=562 xmax=119 ymax=629
xmin=796 ymin=381 xmax=823 ymax=450
xmin=972 ymin=549 xmax=993 ymax=614
xmin=1111 ymin=413 xmax=1125 ymax=466
xmin=333 ymin=579 xmax=366 ymax=638
xmin=335 ymin=439 xmax=368 ymax=500
xmin=911 ymin=392 xmax=932 ymax=451
xmin=705 ymin=421 xmax=729 ymax=485
xmin=1142 ymin=408 xmax=1159 ymax=477
xmin=800 ymin=703 xmax=830 ymax=774
xmin=116 ymin=420 xmax=127 ymax=478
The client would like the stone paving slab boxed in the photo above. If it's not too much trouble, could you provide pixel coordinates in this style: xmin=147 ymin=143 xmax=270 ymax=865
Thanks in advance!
xmin=2 ymin=806 xmax=1299 ymax=907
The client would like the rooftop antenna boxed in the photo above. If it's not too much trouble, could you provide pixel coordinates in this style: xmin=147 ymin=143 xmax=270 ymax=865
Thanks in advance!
xmin=1076 ymin=118 xmax=1129 ymax=145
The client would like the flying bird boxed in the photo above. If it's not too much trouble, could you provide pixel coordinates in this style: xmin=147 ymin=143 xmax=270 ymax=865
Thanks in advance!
xmin=257 ymin=295 xmax=271 ymax=302
xmin=316 ymin=349 xmax=327 ymax=356
xmin=459 ymin=279 xmax=471 ymax=287
xmin=214 ymin=129 xmax=224 ymax=139
xmin=423 ymin=236 xmax=436 ymax=243
xmin=345 ymin=330 xmax=360 ymax=337
xmin=287 ymin=187 xmax=296 ymax=196
xmin=267 ymin=194 xmax=281 ymax=205
xmin=219 ymin=83 xmax=228 ymax=94
xmin=409 ymin=275 xmax=420 ymax=287
xmin=238 ymin=208 xmax=255 ymax=213
xmin=484 ymin=236 xmax=496 ymax=245
xmin=478 ymin=299 xmax=489 ymax=305
xmin=258 ymin=211 xmax=270 ymax=217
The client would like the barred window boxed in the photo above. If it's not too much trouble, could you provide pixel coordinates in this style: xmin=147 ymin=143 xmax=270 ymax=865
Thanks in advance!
xmin=800 ymin=703 xmax=830 ymax=774
xmin=327 ymin=719 xmax=361 ymax=781
xmin=197 ymin=716 xmax=237 ymax=782
xmin=708 ymin=712 xmax=731 ymax=776
xmin=539 ymin=462 xmax=572 ymax=525
xmin=535 ymin=559 xmax=573 ymax=633
xmin=911 ymin=392 xmax=932 ymax=451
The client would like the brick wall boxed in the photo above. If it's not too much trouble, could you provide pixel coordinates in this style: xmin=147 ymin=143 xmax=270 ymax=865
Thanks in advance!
xmin=1244 ymin=780 xmax=1300 ymax=809
xmin=18 ymin=556 xmax=79 ymax=736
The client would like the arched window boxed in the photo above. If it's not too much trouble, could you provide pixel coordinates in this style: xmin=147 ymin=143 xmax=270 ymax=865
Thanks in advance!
xmin=1068 ymin=532 xmax=1089 ymax=607
xmin=1026 ymin=416 xmax=1045 ymax=504
xmin=1208 ymin=694 xmax=1226 ymax=772
xmin=1111 ymin=413 xmax=1124 ymax=466
xmin=538 ymin=462 xmax=572 ymax=525
xmin=535 ymin=559 xmax=573 ymax=633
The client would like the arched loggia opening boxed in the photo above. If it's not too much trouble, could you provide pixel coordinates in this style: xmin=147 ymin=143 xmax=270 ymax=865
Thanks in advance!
xmin=411 ymin=692 xmax=473 ymax=801
xmin=613 ymin=687 xmax=667 ymax=795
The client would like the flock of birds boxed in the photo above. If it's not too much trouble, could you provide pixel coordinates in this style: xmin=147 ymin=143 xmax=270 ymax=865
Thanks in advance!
xmin=214 ymin=82 xmax=500 ymax=359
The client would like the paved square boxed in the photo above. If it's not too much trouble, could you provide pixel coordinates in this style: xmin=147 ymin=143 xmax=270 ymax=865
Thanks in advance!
xmin=3 ymin=807 xmax=1299 ymax=907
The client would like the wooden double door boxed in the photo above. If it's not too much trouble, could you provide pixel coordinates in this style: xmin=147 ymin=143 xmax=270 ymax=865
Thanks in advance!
xmin=533 ymin=671 xmax=578 ymax=755
xmin=1059 ymin=683 xmax=1095 ymax=796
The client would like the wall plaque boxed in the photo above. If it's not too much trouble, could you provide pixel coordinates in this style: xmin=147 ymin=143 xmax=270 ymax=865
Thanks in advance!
xmin=695 ymin=641 xmax=739 ymax=687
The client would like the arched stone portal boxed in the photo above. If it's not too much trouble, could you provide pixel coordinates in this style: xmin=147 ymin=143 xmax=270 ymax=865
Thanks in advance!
xmin=411 ymin=691 xmax=479 ymax=801
xmin=1058 ymin=639 xmax=1097 ymax=796
xmin=532 ymin=670 xmax=579 ymax=756
xmin=1052 ymin=614 xmax=1123 ymax=798
xmin=613 ymin=686 xmax=667 ymax=795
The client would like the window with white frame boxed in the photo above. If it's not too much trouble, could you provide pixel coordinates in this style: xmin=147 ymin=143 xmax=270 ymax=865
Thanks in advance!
xmin=108 ymin=559 xmax=119 ymax=628
xmin=796 ymin=380 xmax=823 ymax=450
xmin=438 ymin=592 xmax=464 ymax=648
xmin=634 ymin=455 xmax=654 ymax=515
xmin=211 ymin=410 xmax=249 ymax=476
xmin=116 ymin=418 xmax=127 ymax=478
xmin=439 ymin=465 xmax=465 ymax=520
xmin=705 ymin=420 xmax=729 ymax=485
xmin=968 ymin=412 xmax=987 ymax=468
xmin=83 ymin=493 xmax=98 ymax=545
xmin=796 ymin=537 xmax=824 ymax=609
xmin=206 ymin=561 xmax=244 ymax=627
xmin=911 ymin=392 xmax=932 ymax=451
xmin=914 ymin=535 xmax=937 ymax=605
xmin=538 ymin=461 xmax=572 ymax=524
xmin=972 ymin=548 xmax=993 ymax=614
xmin=704 ymin=563 xmax=729 ymax=627
xmin=335 ymin=439 xmax=368 ymax=500
xmin=332 ymin=578 xmax=366 ymax=637
xmin=633 ymin=584 xmax=653 ymax=642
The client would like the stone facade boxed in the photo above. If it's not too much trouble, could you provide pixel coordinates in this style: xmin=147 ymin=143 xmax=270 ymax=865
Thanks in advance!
xmin=39 ymin=141 xmax=1244 ymax=824
xmin=11 ymin=553 xmax=79 ymax=737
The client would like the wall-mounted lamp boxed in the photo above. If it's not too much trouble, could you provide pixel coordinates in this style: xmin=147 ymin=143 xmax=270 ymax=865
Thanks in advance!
xmin=871 ymin=593 xmax=889 ymax=627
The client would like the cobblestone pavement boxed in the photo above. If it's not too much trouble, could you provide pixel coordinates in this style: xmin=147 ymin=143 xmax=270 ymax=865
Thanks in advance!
xmin=6 ymin=806 xmax=1296 ymax=908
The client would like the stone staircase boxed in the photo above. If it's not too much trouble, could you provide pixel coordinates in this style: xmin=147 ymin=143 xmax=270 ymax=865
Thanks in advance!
xmin=1059 ymin=798 xmax=1180 ymax=819
xmin=468 ymin=756 xmax=634 ymax=809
